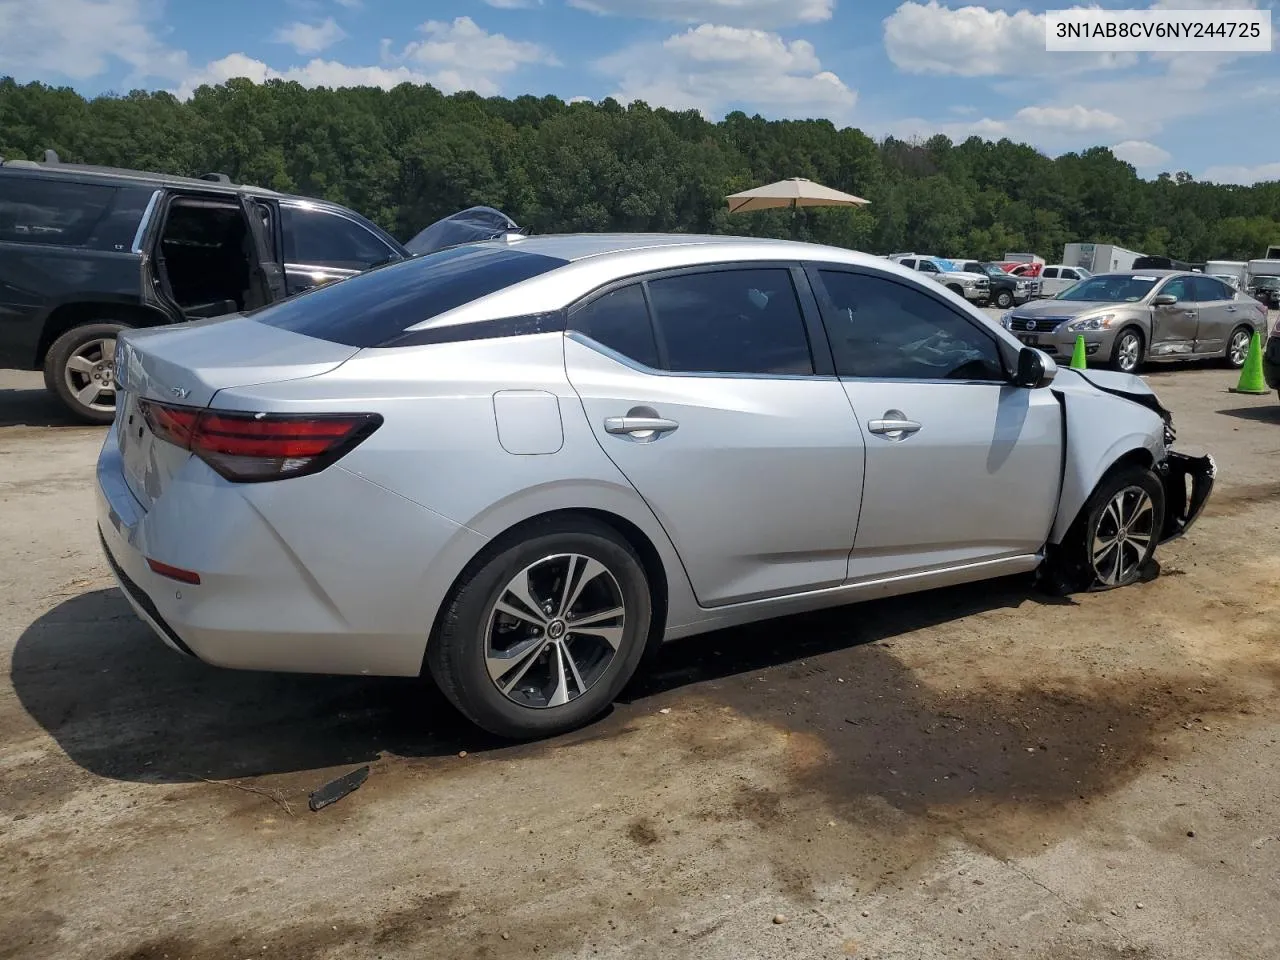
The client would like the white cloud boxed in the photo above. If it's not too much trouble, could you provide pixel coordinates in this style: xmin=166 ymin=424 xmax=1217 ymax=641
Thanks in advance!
xmin=392 ymin=16 xmax=558 ymax=95
xmin=883 ymin=1 xmax=1135 ymax=76
xmin=333 ymin=0 xmax=361 ymax=6
xmin=1013 ymin=104 xmax=1125 ymax=133
xmin=273 ymin=17 xmax=346 ymax=55
xmin=1199 ymin=162 xmax=1280 ymax=185
xmin=568 ymin=0 xmax=831 ymax=28
xmin=0 ymin=0 xmax=189 ymax=83
xmin=175 ymin=53 xmax=430 ymax=99
xmin=482 ymin=0 xmax=544 ymax=6
xmin=177 ymin=16 xmax=556 ymax=100
xmin=597 ymin=23 xmax=855 ymax=120
xmin=1111 ymin=139 xmax=1172 ymax=168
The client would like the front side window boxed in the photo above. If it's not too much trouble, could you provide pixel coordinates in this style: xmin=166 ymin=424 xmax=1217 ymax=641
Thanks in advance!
xmin=0 ymin=177 xmax=117 ymax=246
xmin=282 ymin=204 xmax=396 ymax=270
xmin=818 ymin=269 xmax=1006 ymax=381
xmin=1158 ymin=276 xmax=1194 ymax=302
xmin=645 ymin=268 xmax=814 ymax=376
xmin=1061 ymin=269 xmax=1080 ymax=280
xmin=918 ymin=260 xmax=940 ymax=273
xmin=570 ymin=284 xmax=660 ymax=369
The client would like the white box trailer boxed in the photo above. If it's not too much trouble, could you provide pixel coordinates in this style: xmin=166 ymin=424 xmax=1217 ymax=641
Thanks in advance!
xmin=1248 ymin=259 xmax=1280 ymax=278
xmin=1063 ymin=243 xmax=1143 ymax=273
xmin=1205 ymin=260 xmax=1248 ymax=289
xmin=1003 ymin=252 xmax=1044 ymax=265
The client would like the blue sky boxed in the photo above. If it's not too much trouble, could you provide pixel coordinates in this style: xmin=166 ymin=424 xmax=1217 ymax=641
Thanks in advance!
xmin=0 ymin=0 xmax=1277 ymax=183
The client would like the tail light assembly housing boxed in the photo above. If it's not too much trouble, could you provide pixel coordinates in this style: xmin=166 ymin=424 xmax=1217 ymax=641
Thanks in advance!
xmin=138 ymin=400 xmax=382 ymax=483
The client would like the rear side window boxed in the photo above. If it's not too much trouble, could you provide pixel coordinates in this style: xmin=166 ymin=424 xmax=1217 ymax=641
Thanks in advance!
xmin=281 ymin=205 xmax=396 ymax=270
xmin=252 ymin=245 xmax=568 ymax=347
xmin=1191 ymin=275 xmax=1229 ymax=301
xmin=571 ymin=284 xmax=660 ymax=368
xmin=646 ymin=269 xmax=814 ymax=376
xmin=0 ymin=177 xmax=117 ymax=246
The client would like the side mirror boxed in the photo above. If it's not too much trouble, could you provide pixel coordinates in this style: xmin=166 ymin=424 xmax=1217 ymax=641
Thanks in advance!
xmin=1014 ymin=346 xmax=1056 ymax=388
xmin=1151 ymin=293 xmax=1177 ymax=306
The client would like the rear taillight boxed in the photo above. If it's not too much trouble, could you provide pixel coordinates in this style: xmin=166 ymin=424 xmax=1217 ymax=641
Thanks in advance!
xmin=138 ymin=400 xmax=381 ymax=483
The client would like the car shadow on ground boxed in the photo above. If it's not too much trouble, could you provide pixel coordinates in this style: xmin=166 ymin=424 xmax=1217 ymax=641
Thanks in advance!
xmin=11 ymin=577 xmax=1068 ymax=785
xmin=0 ymin=387 xmax=89 ymax=428
xmin=1216 ymin=404 xmax=1280 ymax=424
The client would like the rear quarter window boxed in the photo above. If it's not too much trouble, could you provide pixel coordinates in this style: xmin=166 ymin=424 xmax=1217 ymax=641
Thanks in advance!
xmin=251 ymin=245 xmax=568 ymax=347
xmin=0 ymin=176 xmax=117 ymax=246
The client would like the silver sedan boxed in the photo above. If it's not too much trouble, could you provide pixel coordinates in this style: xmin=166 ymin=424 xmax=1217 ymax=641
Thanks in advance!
xmin=97 ymin=235 xmax=1215 ymax=739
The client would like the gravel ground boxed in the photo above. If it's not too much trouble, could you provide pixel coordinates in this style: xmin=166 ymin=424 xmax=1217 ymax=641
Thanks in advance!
xmin=2 ymin=337 xmax=1279 ymax=960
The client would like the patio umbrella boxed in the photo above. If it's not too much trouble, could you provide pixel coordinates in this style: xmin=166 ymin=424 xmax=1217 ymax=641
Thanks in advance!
xmin=725 ymin=177 xmax=869 ymax=214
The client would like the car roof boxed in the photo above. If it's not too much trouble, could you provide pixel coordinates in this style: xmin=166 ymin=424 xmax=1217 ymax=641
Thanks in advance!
xmin=0 ymin=159 xmax=283 ymax=197
xmin=395 ymin=233 xmax=950 ymax=334
xmin=473 ymin=232 xmax=882 ymax=267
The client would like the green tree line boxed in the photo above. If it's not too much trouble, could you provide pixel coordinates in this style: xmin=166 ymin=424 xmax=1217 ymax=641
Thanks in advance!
xmin=2 ymin=76 xmax=1278 ymax=262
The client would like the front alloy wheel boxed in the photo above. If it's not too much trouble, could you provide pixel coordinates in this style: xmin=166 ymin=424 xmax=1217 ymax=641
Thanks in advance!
xmin=1090 ymin=485 xmax=1156 ymax=586
xmin=1110 ymin=329 xmax=1143 ymax=373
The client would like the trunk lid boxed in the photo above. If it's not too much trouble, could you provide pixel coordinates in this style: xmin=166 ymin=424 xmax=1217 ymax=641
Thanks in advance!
xmin=114 ymin=316 xmax=359 ymax=510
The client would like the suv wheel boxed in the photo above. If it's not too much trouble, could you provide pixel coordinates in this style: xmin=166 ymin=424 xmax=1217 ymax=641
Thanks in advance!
xmin=428 ymin=518 xmax=653 ymax=740
xmin=44 ymin=323 xmax=129 ymax=424
xmin=994 ymin=290 xmax=1013 ymax=309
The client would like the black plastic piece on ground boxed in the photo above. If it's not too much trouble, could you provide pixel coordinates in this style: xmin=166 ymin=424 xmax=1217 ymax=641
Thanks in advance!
xmin=308 ymin=765 xmax=370 ymax=812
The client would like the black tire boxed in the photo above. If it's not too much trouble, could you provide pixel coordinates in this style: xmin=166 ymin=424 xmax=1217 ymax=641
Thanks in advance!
xmin=43 ymin=322 xmax=130 ymax=424
xmin=1054 ymin=465 xmax=1165 ymax=591
xmin=946 ymin=283 xmax=964 ymax=297
xmin=427 ymin=517 xmax=653 ymax=740
xmin=1108 ymin=327 xmax=1145 ymax=374
xmin=995 ymin=290 xmax=1014 ymax=309
xmin=1224 ymin=325 xmax=1252 ymax=369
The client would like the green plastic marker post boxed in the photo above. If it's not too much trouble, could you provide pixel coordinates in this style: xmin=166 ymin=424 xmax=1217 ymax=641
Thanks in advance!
xmin=1070 ymin=335 xmax=1087 ymax=370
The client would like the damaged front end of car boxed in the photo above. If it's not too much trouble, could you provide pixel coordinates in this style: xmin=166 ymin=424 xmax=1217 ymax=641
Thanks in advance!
xmin=1156 ymin=451 xmax=1216 ymax=544
xmin=1064 ymin=366 xmax=1216 ymax=543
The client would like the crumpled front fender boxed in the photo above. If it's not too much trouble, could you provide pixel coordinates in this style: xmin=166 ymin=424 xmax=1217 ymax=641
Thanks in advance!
xmin=1157 ymin=452 xmax=1216 ymax=543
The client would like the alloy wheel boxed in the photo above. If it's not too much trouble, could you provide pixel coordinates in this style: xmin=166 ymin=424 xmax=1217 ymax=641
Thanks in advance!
xmin=63 ymin=337 xmax=117 ymax=414
xmin=1091 ymin=485 xmax=1155 ymax=586
xmin=1228 ymin=329 xmax=1251 ymax=367
xmin=1114 ymin=332 xmax=1141 ymax=372
xmin=484 ymin=553 xmax=626 ymax=709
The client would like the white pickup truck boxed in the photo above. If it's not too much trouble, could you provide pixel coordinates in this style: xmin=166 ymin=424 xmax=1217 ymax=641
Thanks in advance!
xmin=889 ymin=254 xmax=991 ymax=303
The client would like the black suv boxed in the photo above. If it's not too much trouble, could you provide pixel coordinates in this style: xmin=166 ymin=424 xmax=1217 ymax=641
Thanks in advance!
xmin=952 ymin=260 xmax=1034 ymax=309
xmin=0 ymin=155 xmax=408 ymax=422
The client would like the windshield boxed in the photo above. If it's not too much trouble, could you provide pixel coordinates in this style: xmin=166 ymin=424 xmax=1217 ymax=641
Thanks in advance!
xmin=1055 ymin=273 xmax=1158 ymax=302
xmin=1253 ymin=276 xmax=1280 ymax=289
xmin=980 ymin=263 xmax=1008 ymax=277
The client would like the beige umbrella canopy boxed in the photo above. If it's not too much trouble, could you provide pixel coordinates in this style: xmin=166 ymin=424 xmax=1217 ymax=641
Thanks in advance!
xmin=725 ymin=177 xmax=870 ymax=214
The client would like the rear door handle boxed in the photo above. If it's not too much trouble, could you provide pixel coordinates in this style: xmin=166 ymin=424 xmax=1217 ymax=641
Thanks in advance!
xmin=604 ymin=416 xmax=679 ymax=438
xmin=867 ymin=414 xmax=921 ymax=440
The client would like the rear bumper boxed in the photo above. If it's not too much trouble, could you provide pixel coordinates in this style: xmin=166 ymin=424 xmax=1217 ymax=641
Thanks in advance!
xmin=1157 ymin=452 xmax=1216 ymax=544
xmin=96 ymin=427 xmax=486 ymax=677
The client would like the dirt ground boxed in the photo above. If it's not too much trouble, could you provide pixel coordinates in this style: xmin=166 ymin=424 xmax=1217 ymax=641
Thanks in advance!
xmin=2 ymin=343 xmax=1280 ymax=960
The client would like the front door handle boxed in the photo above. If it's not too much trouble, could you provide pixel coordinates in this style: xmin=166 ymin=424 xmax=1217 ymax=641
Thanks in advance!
xmin=867 ymin=411 xmax=921 ymax=440
xmin=604 ymin=416 xmax=679 ymax=439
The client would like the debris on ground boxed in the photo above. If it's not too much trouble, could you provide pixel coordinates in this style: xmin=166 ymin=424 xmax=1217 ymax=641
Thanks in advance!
xmin=308 ymin=765 xmax=371 ymax=812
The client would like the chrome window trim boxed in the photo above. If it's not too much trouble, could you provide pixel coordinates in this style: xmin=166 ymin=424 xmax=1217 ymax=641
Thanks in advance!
xmin=129 ymin=189 xmax=162 ymax=254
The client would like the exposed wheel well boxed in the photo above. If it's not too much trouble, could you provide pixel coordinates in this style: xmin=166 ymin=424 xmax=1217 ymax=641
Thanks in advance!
xmin=423 ymin=508 xmax=671 ymax=676
xmin=37 ymin=302 xmax=172 ymax=367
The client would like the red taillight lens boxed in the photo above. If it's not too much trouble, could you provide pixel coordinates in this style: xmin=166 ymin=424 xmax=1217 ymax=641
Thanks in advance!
xmin=138 ymin=400 xmax=381 ymax=483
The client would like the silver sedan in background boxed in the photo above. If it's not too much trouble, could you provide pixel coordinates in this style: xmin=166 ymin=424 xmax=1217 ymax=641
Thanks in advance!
xmin=97 ymin=235 xmax=1215 ymax=739
xmin=1002 ymin=270 xmax=1269 ymax=373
